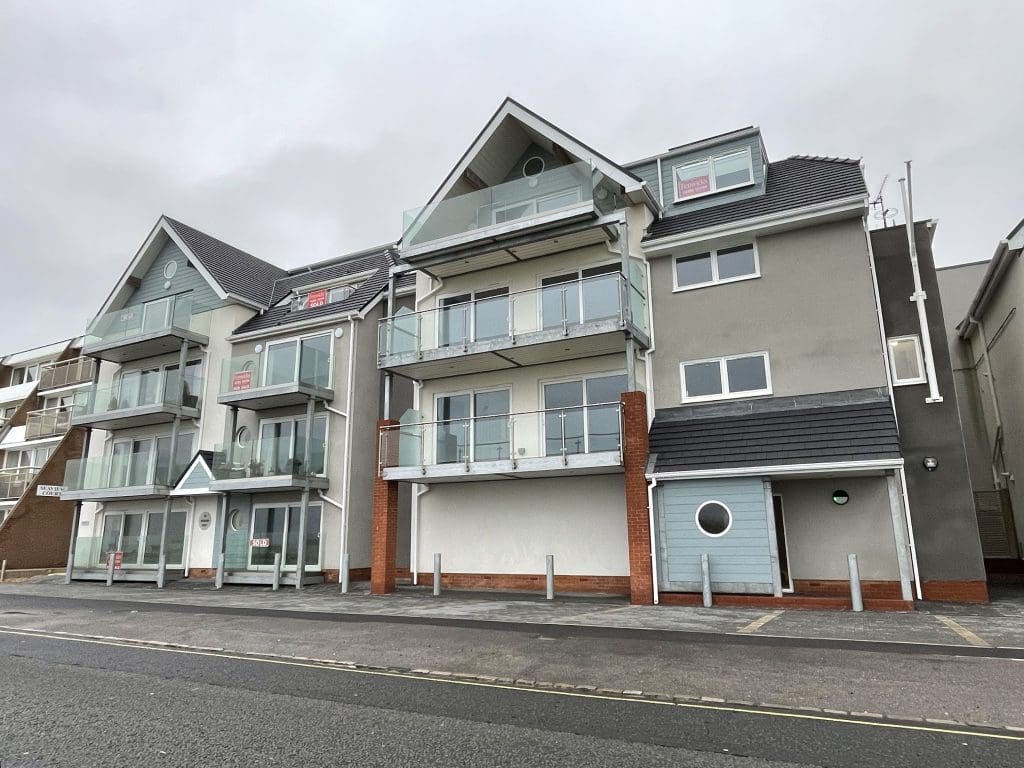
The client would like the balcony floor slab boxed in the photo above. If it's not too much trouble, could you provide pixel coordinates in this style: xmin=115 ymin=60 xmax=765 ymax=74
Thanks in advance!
xmin=61 ymin=485 xmax=171 ymax=502
xmin=208 ymin=476 xmax=330 ymax=494
xmin=218 ymin=384 xmax=334 ymax=411
xmin=83 ymin=329 xmax=209 ymax=365
xmin=71 ymin=404 xmax=201 ymax=431
xmin=381 ymin=452 xmax=623 ymax=484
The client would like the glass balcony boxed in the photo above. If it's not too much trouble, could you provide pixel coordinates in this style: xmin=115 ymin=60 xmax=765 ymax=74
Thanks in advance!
xmin=0 ymin=467 xmax=39 ymax=499
xmin=209 ymin=435 xmax=328 ymax=492
xmin=378 ymin=403 xmax=623 ymax=482
xmin=217 ymin=338 xmax=333 ymax=410
xmin=62 ymin=451 xmax=187 ymax=501
xmin=82 ymin=294 xmax=209 ymax=363
xmin=38 ymin=357 xmax=95 ymax=391
xmin=24 ymin=405 xmax=74 ymax=440
xmin=71 ymin=369 xmax=202 ymax=430
xmin=377 ymin=269 xmax=649 ymax=379
xmin=402 ymin=162 xmax=598 ymax=254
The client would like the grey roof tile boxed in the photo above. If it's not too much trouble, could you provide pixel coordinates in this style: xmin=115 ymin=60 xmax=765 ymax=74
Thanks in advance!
xmin=644 ymin=156 xmax=866 ymax=242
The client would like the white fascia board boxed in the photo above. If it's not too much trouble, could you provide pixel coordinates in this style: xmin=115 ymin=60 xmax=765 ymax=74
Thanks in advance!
xmin=227 ymin=311 xmax=359 ymax=342
xmin=160 ymin=220 xmax=232 ymax=303
xmin=2 ymin=340 xmax=72 ymax=367
xmin=642 ymin=196 xmax=868 ymax=255
xmin=647 ymin=458 xmax=904 ymax=481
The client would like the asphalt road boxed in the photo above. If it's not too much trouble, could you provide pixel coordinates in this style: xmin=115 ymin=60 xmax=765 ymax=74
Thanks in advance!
xmin=0 ymin=628 xmax=1020 ymax=768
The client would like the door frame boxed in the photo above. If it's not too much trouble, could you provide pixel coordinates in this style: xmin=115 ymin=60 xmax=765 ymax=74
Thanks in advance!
xmin=772 ymin=493 xmax=794 ymax=593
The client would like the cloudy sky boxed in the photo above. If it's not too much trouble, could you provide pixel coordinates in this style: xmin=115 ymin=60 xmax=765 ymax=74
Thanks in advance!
xmin=1 ymin=0 xmax=1021 ymax=352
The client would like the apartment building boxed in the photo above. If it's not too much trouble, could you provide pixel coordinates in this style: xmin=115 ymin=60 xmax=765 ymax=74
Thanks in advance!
xmin=0 ymin=339 xmax=94 ymax=569
xmin=937 ymin=219 xmax=1024 ymax=576
xmin=369 ymin=98 xmax=986 ymax=606
xmin=62 ymin=216 xmax=402 ymax=586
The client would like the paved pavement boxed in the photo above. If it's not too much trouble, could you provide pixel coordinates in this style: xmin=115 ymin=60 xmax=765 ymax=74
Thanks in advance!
xmin=2 ymin=627 xmax=1021 ymax=767
xmin=2 ymin=575 xmax=1024 ymax=649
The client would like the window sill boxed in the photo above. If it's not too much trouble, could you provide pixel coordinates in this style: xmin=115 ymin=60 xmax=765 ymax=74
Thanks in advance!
xmin=673 ymin=272 xmax=761 ymax=294
xmin=672 ymin=180 xmax=756 ymax=206
xmin=892 ymin=379 xmax=927 ymax=387
xmin=680 ymin=389 xmax=773 ymax=405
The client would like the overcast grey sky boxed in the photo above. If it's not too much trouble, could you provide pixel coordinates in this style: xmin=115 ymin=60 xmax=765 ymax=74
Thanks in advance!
xmin=1 ymin=0 xmax=1021 ymax=353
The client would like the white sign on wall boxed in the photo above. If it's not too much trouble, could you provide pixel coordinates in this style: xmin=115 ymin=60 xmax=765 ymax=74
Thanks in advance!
xmin=36 ymin=485 xmax=64 ymax=497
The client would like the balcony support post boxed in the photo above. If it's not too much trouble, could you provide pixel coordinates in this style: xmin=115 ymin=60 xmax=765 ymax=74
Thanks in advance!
xmin=227 ymin=407 xmax=238 ymax=468
xmin=618 ymin=218 xmax=632 ymax=327
xmin=156 ymin=339 xmax=188 ymax=589
xmin=295 ymin=395 xmax=315 ymax=590
xmin=626 ymin=336 xmax=637 ymax=392
xmin=63 ymin=502 xmax=82 ymax=584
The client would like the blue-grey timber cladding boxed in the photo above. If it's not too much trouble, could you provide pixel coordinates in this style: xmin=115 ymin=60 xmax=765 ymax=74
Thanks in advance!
xmin=124 ymin=238 xmax=224 ymax=314
xmin=176 ymin=460 xmax=212 ymax=492
xmin=657 ymin=477 xmax=774 ymax=593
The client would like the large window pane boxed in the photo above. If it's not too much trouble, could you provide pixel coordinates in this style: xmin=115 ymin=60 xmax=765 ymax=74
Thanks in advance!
xmin=128 ymin=439 xmax=152 ymax=486
xmin=581 ymin=265 xmax=621 ymax=322
xmin=537 ymin=188 xmax=581 ymax=213
xmin=121 ymin=513 xmax=144 ymax=566
xmin=117 ymin=371 xmax=140 ymax=409
xmin=295 ymin=416 xmax=327 ymax=475
xmin=586 ymin=375 xmax=627 ymax=453
xmin=675 ymin=253 xmax=713 ymax=287
xmin=259 ymin=421 xmax=293 ymax=475
xmin=473 ymin=289 xmax=509 ymax=341
xmin=436 ymin=394 xmax=470 ymax=464
xmin=99 ymin=513 xmax=122 ymax=564
xmin=713 ymin=151 xmax=753 ymax=189
xmin=716 ymin=245 xmax=757 ymax=280
xmin=439 ymin=294 xmax=471 ymax=347
xmin=684 ymin=361 xmax=723 ymax=398
xmin=493 ymin=200 xmax=535 ymax=224
xmin=143 ymin=512 xmax=164 ymax=565
xmin=284 ymin=505 xmax=321 ymax=567
xmin=141 ymin=297 xmax=171 ymax=333
xmin=250 ymin=506 xmax=287 ymax=567
xmin=726 ymin=355 xmax=768 ymax=393
xmin=299 ymin=334 xmax=332 ymax=388
xmin=541 ymin=274 xmax=580 ymax=329
xmin=265 ymin=341 xmax=297 ymax=386
xmin=473 ymin=390 xmax=510 ymax=461
xmin=890 ymin=337 xmax=923 ymax=382
xmin=675 ymin=160 xmax=711 ymax=199
xmin=544 ymin=381 xmax=584 ymax=456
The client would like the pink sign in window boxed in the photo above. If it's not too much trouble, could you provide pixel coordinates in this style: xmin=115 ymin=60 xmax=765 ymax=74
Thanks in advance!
xmin=678 ymin=174 xmax=711 ymax=199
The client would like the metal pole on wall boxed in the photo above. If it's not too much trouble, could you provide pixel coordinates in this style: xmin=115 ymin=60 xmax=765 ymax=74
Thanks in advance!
xmin=848 ymin=553 xmax=864 ymax=612
xmin=700 ymin=553 xmax=712 ymax=608
xmin=295 ymin=395 xmax=315 ymax=590
xmin=215 ymin=552 xmax=225 ymax=590
xmin=64 ymin=502 xmax=82 ymax=584
xmin=272 ymin=552 xmax=282 ymax=591
xmin=545 ymin=555 xmax=555 ymax=600
xmin=433 ymin=552 xmax=441 ymax=596
xmin=341 ymin=552 xmax=350 ymax=594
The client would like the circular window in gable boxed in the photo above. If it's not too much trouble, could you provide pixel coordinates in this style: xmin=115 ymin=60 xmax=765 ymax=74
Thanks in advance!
xmin=229 ymin=508 xmax=243 ymax=532
xmin=163 ymin=260 xmax=178 ymax=279
xmin=695 ymin=500 xmax=732 ymax=537
xmin=522 ymin=156 xmax=546 ymax=178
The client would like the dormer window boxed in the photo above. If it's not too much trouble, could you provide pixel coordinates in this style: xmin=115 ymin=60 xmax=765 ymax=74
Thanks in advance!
xmin=293 ymin=283 xmax=359 ymax=311
xmin=673 ymin=148 xmax=754 ymax=202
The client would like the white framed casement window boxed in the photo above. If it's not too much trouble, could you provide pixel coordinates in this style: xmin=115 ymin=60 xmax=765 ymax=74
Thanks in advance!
xmin=673 ymin=242 xmax=759 ymax=291
xmin=433 ymin=387 xmax=511 ymax=463
xmin=680 ymin=351 xmax=772 ymax=403
xmin=887 ymin=335 xmax=927 ymax=386
xmin=673 ymin=148 xmax=754 ymax=202
xmin=262 ymin=332 xmax=333 ymax=389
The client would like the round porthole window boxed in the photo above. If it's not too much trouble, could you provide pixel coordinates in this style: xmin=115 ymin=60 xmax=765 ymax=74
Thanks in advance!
xmin=163 ymin=260 xmax=178 ymax=279
xmin=235 ymin=426 xmax=251 ymax=448
xmin=229 ymin=509 xmax=243 ymax=532
xmin=522 ymin=156 xmax=546 ymax=178
xmin=832 ymin=489 xmax=850 ymax=506
xmin=695 ymin=501 xmax=732 ymax=537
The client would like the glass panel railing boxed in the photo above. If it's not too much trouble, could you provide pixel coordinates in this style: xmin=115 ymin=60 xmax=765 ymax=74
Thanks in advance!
xmin=219 ymin=341 xmax=332 ymax=397
xmin=63 ymin=453 xmax=186 ymax=492
xmin=25 ymin=406 xmax=74 ymax=439
xmin=402 ymin=162 xmax=596 ymax=249
xmin=379 ymin=403 xmax=622 ymax=470
xmin=628 ymin=259 xmax=648 ymax=335
xmin=38 ymin=357 xmax=95 ymax=390
xmin=210 ymin=435 xmax=326 ymax=481
xmin=72 ymin=370 xmax=201 ymax=420
xmin=84 ymin=294 xmax=208 ymax=347
xmin=378 ymin=273 xmax=640 ymax=358
xmin=0 ymin=467 xmax=39 ymax=499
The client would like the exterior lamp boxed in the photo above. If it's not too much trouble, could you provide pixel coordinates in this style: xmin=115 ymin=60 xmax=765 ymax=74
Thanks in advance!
xmin=832 ymin=490 xmax=850 ymax=506
xmin=922 ymin=456 xmax=939 ymax=472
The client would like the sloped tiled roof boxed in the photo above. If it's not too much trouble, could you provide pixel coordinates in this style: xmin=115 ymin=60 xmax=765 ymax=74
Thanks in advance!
xmin=649 ymin=389 xmax=900 ymax=474
xmin=644 ymin=156 xmax=867 ymax=242
xmin=231 ymin=247 xmax=397 ymax=335
xmin=164 ymin=217 xmax=289 ymax=306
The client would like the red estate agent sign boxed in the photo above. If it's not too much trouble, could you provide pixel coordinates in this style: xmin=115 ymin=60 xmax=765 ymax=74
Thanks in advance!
xmin=108 ymin=551 xmax=123 ymax=569
xmin=306 ymin=288 xmax=328 ymax=308
xmin=677 ymin=174 xmax=711 ymax=199
xmin=231 ymin=370 xmax=253 ymax=391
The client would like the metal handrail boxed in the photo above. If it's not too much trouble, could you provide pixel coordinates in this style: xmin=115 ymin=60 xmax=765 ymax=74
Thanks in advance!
xmin=378 ymin=401 xmax=622 ymax=432
xmin=38 ymin=357 xmax=95 ymax=389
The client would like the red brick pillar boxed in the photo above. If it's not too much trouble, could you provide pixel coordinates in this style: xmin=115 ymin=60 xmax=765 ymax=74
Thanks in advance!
xmin=621 ymin=391 xmax=654 ymax=605
xmin=370 ymin=419 xmax=400 ymax=595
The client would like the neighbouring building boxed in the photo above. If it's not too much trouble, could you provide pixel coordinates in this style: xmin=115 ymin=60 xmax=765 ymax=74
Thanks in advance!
xmin=937 ymin=219 xmax=1024 ymax=577
xmin=62 ymin=216 xmax=407 ymax=586
xmin=370 ymin=98 xmax=987 ymax=606
xmin=0 ymin=339 xmax=95 ymax=570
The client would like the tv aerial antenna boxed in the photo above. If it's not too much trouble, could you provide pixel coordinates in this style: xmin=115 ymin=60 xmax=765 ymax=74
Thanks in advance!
xmin=870 ymin=174 xmax=898 ymax=228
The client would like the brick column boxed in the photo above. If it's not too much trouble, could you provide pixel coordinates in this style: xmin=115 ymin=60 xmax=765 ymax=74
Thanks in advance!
xmin=621 ymin=391 xmax=653 ymax=605
xmin=370 ymin=419 xmax=400 ymax=595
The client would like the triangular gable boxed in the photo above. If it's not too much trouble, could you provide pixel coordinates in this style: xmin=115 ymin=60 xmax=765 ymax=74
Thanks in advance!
xmin=170 ymin=451 xmax=217 ymax=496
xmin=402 ymin=98 xmax=656 ymax=245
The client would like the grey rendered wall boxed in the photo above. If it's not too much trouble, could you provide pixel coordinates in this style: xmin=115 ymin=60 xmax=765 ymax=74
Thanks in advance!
xmin=648 ymin=217 xmax=887 ymax=409
xmin=656 ymin=477 xmax=773 ymax=593
xmin=773 ymin=476 xmax=898 ymax=580
xmin=871 ymin=223 xmax=986 ymax=581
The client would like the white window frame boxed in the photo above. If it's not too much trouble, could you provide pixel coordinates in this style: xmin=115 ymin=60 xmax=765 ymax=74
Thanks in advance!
xmin=887 ymin=335 xmax=927 ymax=386
xmin=539 ymin=370 xmax=628 ymax=455
xmin=672 ymin=147 xmax=755 ymax=203
xmin=248 ymin=501 xmax=324 ymax=571
xmin=672 ymin=241 xmax=760 ymax=292
xmin=489 ymin=185 xmax=583 ymax=225
xmin=256 ymin=414 xmax=329 ymax=477
xmin=434 ymin=287 xmax=511 ymax=347
xmin=536 ymin=260 xmax=623 ymax=330
xmin=433 ymin=386 xmax=512 ymax=463
xmin=261 ymin=331 xmax=334 ymax=389
xmin=679 ymin=351 xmax=772 ymax=404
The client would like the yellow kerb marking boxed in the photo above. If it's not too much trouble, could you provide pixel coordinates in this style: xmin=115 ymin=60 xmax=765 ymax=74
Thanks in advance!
xmin=934 ymin=615 xmax=990 ymax=648
xmin=737 ymin=610 xmax=784 ymax=634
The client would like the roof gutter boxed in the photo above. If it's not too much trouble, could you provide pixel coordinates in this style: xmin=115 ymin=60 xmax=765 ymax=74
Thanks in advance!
xmin=958 ymin=239 xmax=1013 ymax=339
xmin=226 ymin=310 xmax=359 ymax=342
xmin=647 ymin=458 xmax=904 ymax=481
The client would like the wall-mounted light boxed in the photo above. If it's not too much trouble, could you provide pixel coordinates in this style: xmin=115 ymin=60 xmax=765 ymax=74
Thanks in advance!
xmin=832 ymin=489 xmax=850 ymax=506
xmin=923 ymin=456 xmax=939 ymax=472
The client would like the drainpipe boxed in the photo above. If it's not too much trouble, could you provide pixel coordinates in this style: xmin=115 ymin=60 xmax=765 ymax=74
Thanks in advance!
xmin=646 ymin=475 xmax=660 ymax=605
xmin=411 ymin=379 xmax=425 ymax=585
xmin=897 ymin=465 xmax=923 ymax=599
xmin=642 ymin=256 xmax=656 ymax=425
xmin=898 ymin=164 xmax=942 ymax=404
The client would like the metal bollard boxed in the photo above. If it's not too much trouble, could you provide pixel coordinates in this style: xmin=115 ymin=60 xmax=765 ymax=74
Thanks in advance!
xmin=0 ymin=559 xmax=6 ymax=583
xmin=433 ymin=552 xmax=441 ymax=596
xmin=215 ymin=552 xmax=225 ymax=590
xmin=272 ymin=552 xmax=282 ymax=592
xmin=700 ymin=553 xmax=712 ymax=608
xmin=156 ymin=554 xmax=166 ymax=589
xmin=341 ymin=552 xmax=350 ymax=594
xmin=545 ymin=555 xmax=555 ymax=600
xmin=848 ymin=553 xmax=864 ymax=612
xmin=105 ymin=554 xmax=115 ymax=587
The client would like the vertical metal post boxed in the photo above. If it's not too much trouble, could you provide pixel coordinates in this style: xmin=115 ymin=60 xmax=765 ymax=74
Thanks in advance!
xmin=105 ymin=553 xmax=115 ymax=587
xmin=848 ymin=553 xmax=864 ymax=612
xmin=157 ymin=339 xmax=188 ymax=581
xmin=295 ymin=396 xmax=315 ymax=590
xmin=559 ymin=410 xmax=567 ymax=465
xmin=560 ymin=287 xmax=569 ymax=335
xmin=433 ymin=552 xmax=441 ymax=596
xmin=700 ymin=553 xmax=712 ymax=608
xmin=157 ymin=553 xmax=166 ymax=589
xmin=545 ymin=555 xmax=554 ymax=600
xmin=619 ymin=217 xmax=632 ymax=326
xmin=272 ymin=552 xmax=282 ymax=591
xmin=341 ymin=552 xmax=350 ymax=593
xmin=0 ymin=560 xmax=6 ymax=583
xmin=227 ymin=406 xmax=238 ymax=467
xmin=215 ymin=551 xmax=225 ymax=589
xmin=64 ymin=502 xmax=82 ymax=584
xmin=625 ymin=336 xmax=636 ymax=391
xmin=886 ymin=472 xmax=915 ymax=602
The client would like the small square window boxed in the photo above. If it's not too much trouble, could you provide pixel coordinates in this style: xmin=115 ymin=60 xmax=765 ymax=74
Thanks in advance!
xmin=673 ymin=243 xmax=758 ymax=292
xmin=726 ymin=355 xmax=768 ymax=393
xmin=713 ymin=151 xmax=753 ymax=189
xmin=681 ymin=352 xmax=771 ymax=403
xmin=715 ymin=245 xmax=757 ymax=281
xmin=675 ymin=253 xmax=713 ymax=288
xmin=683 ymin=361 xmax=723 ymax=398
xmin=888 ymin=336 xmax=926 ymax=385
